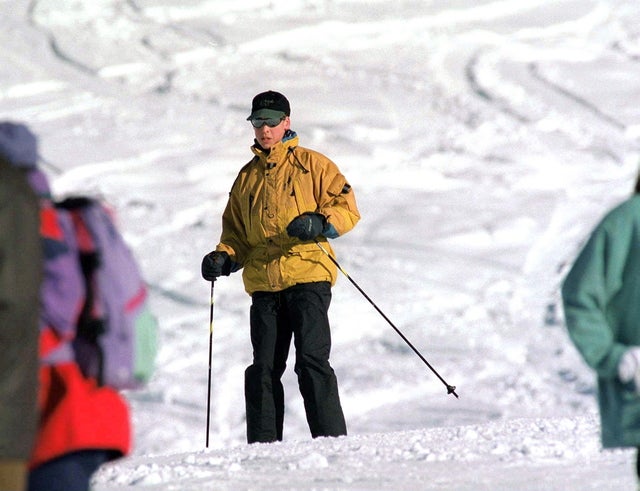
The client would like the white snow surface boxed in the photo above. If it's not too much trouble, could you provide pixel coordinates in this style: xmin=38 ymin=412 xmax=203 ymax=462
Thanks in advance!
xmin=3 ymin=0 xmax=640 ymax=489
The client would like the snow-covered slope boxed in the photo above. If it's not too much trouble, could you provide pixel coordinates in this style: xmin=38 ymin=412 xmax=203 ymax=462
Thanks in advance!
xmin=2 ymin=0 xmax=640 ymax=489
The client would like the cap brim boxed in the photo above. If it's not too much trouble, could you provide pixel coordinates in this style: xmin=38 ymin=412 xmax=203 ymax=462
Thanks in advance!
xmin=247 ymin=109 xmax=286 ymax=121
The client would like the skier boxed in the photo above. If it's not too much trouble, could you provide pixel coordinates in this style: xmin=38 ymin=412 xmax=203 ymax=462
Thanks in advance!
xmin=201 ymin=90 xmax=360 ymax=443
xmin=562 ymin=169 xmax=640 ymax=483
xmin=0 ymin=122 xmax=132 ymax=491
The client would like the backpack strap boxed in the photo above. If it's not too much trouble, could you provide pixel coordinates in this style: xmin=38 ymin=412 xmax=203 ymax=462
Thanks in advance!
xmin=57 ymin=197 xmax=108 ymax=384
xmin=40 ymin=201 xmax=83 ymax=366
xmin=69 ymin=208 xmax=105 ymax=332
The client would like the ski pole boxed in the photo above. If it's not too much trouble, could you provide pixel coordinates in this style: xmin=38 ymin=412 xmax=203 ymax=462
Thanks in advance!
xmin=315 ymin=240 xmax=458 ymax=399
xmin=206 ymin=280 xmax=216 ymax=447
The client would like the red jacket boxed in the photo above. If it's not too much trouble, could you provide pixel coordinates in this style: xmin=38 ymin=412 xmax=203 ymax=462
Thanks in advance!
xmin=29 ymin=183 xmax=131 ymax=469
xmin=30 ymin=363 xmax=131 ymax=469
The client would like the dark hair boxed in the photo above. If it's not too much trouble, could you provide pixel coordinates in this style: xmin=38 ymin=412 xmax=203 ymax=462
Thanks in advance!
xmin=636 ymin=171 xmax=640 ymax=194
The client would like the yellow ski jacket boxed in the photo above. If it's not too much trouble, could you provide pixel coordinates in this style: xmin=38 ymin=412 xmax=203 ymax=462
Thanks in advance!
xmin=216 ymin=131 xmax=360 ymax=295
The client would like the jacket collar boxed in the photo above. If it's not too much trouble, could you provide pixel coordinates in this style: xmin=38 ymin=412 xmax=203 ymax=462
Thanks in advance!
xmin=251 ymin=130 xmax=299 ymax=164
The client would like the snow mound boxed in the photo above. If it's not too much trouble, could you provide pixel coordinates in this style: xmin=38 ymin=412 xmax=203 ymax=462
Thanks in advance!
xmin=94 ymin=413 xmax=634 ymax=490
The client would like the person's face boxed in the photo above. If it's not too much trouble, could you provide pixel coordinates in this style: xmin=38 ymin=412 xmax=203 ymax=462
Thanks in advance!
xmin=253 ymin=116 xmax=290 ymax=150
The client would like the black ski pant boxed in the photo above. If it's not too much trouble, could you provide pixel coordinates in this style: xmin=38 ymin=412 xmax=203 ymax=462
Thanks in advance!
xmin=245 ymin=281 xmax=347 ymax=443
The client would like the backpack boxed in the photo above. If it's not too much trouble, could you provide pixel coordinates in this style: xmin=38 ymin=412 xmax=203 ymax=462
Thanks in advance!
xmin=55 ymin=196 xmax=158 ymax=390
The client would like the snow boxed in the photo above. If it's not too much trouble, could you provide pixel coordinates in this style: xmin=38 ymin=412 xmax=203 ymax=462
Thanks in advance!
xmin=3 ymin=0 xmax=640 ymax=489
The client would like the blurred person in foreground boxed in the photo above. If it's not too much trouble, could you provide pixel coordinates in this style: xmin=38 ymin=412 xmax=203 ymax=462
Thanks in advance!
xmin=562 ymin=169 xmax=640 ymax=483
xmin=201 ymin=90 xmax=360 ymax=443
xmin=0 ymin=147 xmax=42 ymax=490
xmin=0 ymin=122 xmax=131 ymax=491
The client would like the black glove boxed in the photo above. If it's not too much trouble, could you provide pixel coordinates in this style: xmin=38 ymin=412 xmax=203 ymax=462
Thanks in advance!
xmin=201 ymin=251 xmax=232 ymax=280
xmin=286 ymin=213 xmax=326 ymax=241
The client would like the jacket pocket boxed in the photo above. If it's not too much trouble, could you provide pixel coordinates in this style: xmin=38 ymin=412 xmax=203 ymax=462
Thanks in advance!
xmin=282 ymin=243 xmax=335 ymax=285
xmin=291 ymin=177 xmax=315 ymax=215
xmin=327 ymin=173 xmax=350 ymax=197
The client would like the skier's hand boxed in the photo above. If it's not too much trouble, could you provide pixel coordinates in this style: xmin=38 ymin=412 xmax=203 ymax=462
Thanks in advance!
xmin=618 ymin=347 xmax=640 ymax=392
xmin=201 ymin=251 xmax=232 ymax=280
xmin=286 ymin=213 xmax=326 ymax=241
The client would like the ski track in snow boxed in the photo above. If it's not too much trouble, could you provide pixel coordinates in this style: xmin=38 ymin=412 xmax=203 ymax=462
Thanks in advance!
xmin=2 ymin=0 xmax=640 ymax=489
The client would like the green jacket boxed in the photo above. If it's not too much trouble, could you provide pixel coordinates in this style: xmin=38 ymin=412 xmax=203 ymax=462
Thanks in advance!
xmin=562 ymin=195 xmax=640 ymax=448
xmin=216 ymin=131 xmax=360 ymax=295
xmin=0 ymin=161 xmax=42 ymax=460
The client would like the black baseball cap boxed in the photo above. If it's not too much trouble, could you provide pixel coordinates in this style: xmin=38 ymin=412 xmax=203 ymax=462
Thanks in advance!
xmin=247 ymin=91 xmax=291 ymax=120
